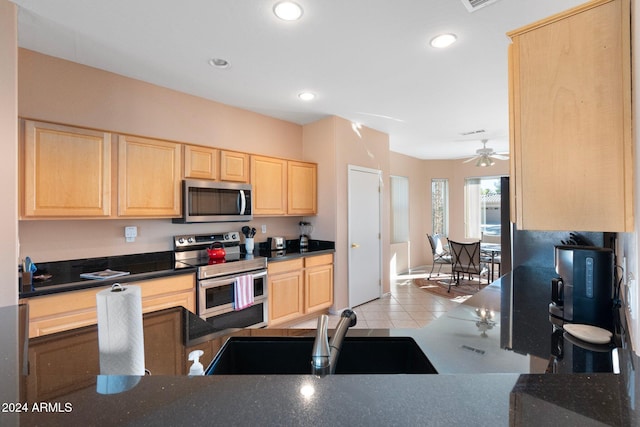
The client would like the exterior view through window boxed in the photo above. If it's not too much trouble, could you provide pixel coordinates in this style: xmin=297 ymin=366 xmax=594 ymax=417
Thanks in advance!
xmin=464 ymin=177 xmax=501 ymax=240
xmin=431 ymin=179 xmax=449 ymax=236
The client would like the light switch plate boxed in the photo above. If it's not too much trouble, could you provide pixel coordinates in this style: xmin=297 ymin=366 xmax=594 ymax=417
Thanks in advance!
xmin=125 ymin=226 xmax=137 ymax=242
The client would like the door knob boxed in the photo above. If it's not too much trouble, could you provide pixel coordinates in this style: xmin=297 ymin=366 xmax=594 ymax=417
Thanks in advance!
xmin=351 ymin=243 xmax=360 ymax=248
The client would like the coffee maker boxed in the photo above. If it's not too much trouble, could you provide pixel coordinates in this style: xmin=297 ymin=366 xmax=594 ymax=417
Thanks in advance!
xmin=549 ymin=245 xmax=614 ymax=331
xmin=299 ymin=221 xmax=313 ymax=250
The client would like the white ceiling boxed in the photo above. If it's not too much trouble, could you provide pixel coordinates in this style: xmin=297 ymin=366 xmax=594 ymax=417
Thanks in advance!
xmin=13 ymin=0 xmax=585 ymax=159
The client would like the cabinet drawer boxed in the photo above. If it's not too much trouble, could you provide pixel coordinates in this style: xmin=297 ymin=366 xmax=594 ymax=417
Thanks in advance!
xmin=29 ymin=309 xmax=98 ymax=338
xmin=27 ymin=286 xmax=109 ymax=319
xmin=304 ymin=253 xmax=333 ymax=268
xmin=142 ymin=290 xmax=195 ymax=314
xmin=268 ymin=258 xmax=304 ymax=275
xmin=135 ymin=274 xmax=195 ymax=298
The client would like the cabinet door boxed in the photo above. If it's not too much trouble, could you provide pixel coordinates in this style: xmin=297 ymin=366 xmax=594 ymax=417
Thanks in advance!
xmin=251 ymin=155 xmax=287 ymax=215
xmin=220 ymin=150 xmax=249 ymax=182
xmin=288 ymin=161 xmax=317 ymax=215
xmin=142 ymin=309 xmax=184 ymax=375
xmin=22 ymin=120 xmax=112 ymax=218
xmin=508 ymin=0 xmax=633 ymax=231
xmin=304 ymin=264 xmax=333 ymax=313
xmin=118 ymin=135 xmax=182 ymax=217
xmin=184 ymin=144 xmax=217 ymax=180
xmin=27 ymin=328 xmax=100 ymax=401
xmin=268 ymin=270 xmax=304 ymax=326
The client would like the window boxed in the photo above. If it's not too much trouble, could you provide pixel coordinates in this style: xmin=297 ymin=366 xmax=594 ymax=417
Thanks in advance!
xmin=390 ymin=175 xmax=409 ymax=243
xmin=431 ymin=179 xmax=449 ymax=236
xmin=464 ymin=177 xmax=501 ymax=239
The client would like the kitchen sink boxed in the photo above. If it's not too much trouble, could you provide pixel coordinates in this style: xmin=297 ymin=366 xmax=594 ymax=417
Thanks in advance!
xmin=205 ymin=336 xmax=438 ymax=375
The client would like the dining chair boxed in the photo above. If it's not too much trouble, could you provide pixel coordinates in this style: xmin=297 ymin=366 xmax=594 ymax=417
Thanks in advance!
xmin=447 ymin=239 xmax=484 ymax=292
xmin=427 ymin=234 xmax=452 ymax=279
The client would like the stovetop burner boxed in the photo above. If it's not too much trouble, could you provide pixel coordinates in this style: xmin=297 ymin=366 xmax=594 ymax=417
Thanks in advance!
xmin=175 ymin=252 xmax=244 ymax=269
xmin=173 ymin=232 xmax=267 ymax=278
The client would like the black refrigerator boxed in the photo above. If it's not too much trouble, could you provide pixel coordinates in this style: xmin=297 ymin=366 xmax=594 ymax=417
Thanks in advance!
xmin=499 ymin=177 xmax=616 ymax=361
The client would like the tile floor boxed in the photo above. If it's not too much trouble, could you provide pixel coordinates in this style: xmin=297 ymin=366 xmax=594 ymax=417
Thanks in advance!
xmin=289 ymin=267 xmax=460 ymax=329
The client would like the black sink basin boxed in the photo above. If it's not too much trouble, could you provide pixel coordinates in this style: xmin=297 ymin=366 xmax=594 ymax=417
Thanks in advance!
xmin=205 ymin=336 xmax=438 ymax=375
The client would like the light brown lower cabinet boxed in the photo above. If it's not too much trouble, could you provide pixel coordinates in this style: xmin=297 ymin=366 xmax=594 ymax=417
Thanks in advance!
xmin=304 ymin=254 xmax=334 ymax=313
xmin=26 ymin=308 xmax=186 ymax=401
xmin=268 ymin=254 xmax=333 ymax=327
xmin=24 ymin=274 xmax=196 ymax=338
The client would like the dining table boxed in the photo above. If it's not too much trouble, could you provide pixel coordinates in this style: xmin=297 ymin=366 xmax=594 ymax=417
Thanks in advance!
xmin=480 ymin=242 xmax=501 ymax=281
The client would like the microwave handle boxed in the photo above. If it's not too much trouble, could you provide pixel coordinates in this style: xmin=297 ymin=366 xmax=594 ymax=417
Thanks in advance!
xmin=238 ymin=190 xmax=246 ymax=215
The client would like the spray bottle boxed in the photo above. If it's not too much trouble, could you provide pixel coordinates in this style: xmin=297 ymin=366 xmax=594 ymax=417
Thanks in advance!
xmin=188 ymin=350 xmax=204 ymax=376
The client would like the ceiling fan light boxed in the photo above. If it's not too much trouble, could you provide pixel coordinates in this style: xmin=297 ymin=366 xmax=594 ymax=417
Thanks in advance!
xmin=297 ymin=91 xmax=316 ymax=101
xmin=476 ymin=155 xmax=494 ymax=167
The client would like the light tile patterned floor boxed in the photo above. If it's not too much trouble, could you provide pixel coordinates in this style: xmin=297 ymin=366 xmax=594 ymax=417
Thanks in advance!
xmin=289 ymin=270 xmax=460 ymax=329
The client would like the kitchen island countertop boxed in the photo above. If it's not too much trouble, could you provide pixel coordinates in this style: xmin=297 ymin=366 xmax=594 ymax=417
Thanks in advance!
xmin=4 ymin=266 xmax=638 ymax=426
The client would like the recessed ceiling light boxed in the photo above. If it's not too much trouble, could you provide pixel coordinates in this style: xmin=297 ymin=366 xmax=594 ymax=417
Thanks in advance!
xmin=297 ymin=91 xmax=316 ymax=101
xmin=430 ymin=33 xmax=457 ymax=49
xmin=273 ymin=1 xmax=304 ymax=21
xmin=208 ymin=58 xmax=230 ymax=68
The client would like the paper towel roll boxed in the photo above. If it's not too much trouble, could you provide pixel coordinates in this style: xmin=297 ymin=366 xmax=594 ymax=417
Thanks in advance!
xmin=96 ymin=284 xmax=145 ymax=375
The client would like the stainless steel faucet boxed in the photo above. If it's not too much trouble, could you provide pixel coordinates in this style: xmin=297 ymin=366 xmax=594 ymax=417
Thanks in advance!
xmin=311 ymin=309 xmax=357 ymax=376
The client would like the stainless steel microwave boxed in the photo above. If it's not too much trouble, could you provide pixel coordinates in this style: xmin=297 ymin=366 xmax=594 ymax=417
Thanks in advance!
xmin=173 ymin=179 xmax=253 ymax=223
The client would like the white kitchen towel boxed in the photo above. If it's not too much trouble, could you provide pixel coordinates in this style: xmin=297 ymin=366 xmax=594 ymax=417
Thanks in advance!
xmin=234 ymin=274 xmax=254 ymax=310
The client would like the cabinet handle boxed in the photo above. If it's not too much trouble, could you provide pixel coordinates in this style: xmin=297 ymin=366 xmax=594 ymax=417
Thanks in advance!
xmin=351 ymin=243 xmax=360 ymax=248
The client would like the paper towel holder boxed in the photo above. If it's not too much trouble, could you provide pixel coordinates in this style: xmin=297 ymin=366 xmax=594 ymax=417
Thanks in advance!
xmin=111 ymin=283 xmax=125 ymax=292
xmin=104 ymin=283 xmax=152 ymax=375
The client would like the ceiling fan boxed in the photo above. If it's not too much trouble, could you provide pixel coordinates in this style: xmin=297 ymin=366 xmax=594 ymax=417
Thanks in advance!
xmin=463 ymin=139 xmax=509 ymax=167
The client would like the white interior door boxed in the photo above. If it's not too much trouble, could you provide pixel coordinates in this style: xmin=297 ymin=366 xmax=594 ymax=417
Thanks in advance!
xmin=348 ymin=166 xmax=381 ymax=307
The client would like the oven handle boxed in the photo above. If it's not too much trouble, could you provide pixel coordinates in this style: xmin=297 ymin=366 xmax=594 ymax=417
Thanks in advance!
xmin=200 ymin=269 xmax=267 ymax=289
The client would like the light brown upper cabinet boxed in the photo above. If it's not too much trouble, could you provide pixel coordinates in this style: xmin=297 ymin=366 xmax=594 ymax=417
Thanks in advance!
xmin=508 ymin=0 xmax=633 ymax=232
xmin=288 ymin=161 xmax=317 ymax=215
xmin=251 ymin=155 xmax=318 ymax=216
xmin=251 ymin=155 xmax=288 ymax=215
xmin=21 ymin=120 xmax=112 ymax=218
xmin=184 ymin=144 xmax=217 ymax=180
xmin=220 ymin=150 xmax=250 ymax=182
xmin=118 ymin=135 xmax=182 ymax=217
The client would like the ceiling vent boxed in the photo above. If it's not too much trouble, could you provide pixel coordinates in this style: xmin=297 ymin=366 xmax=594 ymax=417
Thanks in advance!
xmin=460 ymin=0 xmax=501 ymax=13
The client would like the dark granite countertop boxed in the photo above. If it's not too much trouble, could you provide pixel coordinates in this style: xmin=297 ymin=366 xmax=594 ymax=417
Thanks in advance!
xmin=18 ymin=251 xmax=196 ymax=298
xmin=3 ymin=266 xmax=638 ymax=426
xmin=20 ymin=240 xmax=335 ymax=299
xmin=255 ymin=239 xmax=335 ymax=261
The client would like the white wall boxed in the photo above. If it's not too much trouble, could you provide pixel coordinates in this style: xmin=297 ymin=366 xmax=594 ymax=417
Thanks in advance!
xmin=388 ymin=151 xmax=509 ymax=273
xmin=303 ymin=116 xmax=390 ymax=310
xmin=0 ymin=0 xmax=18 ymax=308
xmin=16 ymin=50 xmax=305 ymax=264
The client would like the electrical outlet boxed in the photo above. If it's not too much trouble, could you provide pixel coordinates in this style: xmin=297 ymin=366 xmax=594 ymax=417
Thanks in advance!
xmin=261 ymin=224 xmax=267 ymax=234
xmin=125 ymin=226 xmax=137 ymax=243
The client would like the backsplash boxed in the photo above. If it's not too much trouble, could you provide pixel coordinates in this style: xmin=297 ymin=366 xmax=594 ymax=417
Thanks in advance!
xmin=18 ymin=217 xmax=306 ymax=263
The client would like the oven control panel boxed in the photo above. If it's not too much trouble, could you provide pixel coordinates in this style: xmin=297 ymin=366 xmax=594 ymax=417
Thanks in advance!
xmin=174 ymin=232 xmax=240 ymax=249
